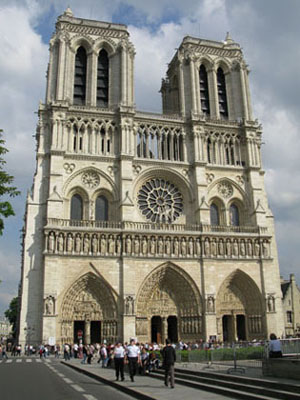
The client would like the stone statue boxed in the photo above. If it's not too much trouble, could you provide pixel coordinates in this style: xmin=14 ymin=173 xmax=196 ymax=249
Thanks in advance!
xmin=247 ymin=240 xmax=253 ymax=257
xmin=262 ymin=241 xmax=269 ymax=258
xmin=58 ymin=234 xmax=64 ymax=253
xmin=173 ymin=237 xmax=179 ymax=256
xmin=267 ymin=295 xmax=275 ymax=312
xmin=181 ymin=238 xmax=187 ymax=256
xmin=75 ymin=235 xmax=81 ymax=253
xmin=195 ymin=238 xmax=201 ymax=256
xmin=211 ymin=239 xmax=217 ymax=256
xmin=83 ymin=236 xmax=90 ymax=254
xmin=45 ymin=296 xmax=54 ymax=315
xmin=158 ymin=237 xmax=163 ymax=255
xmin=218 ymin=239 xmax=224 ymax=256
xmin=48 ymin=232 xmax=55 ymax=252
xmin=116 ymin=235 xmax=121 ymax=255
xmin=204 ymin=239 xmax=210 ymax=256
xmin=67 ymin=234 xmax=73 ymax=253
xmin=134 ymin=237 xmax=140 ymax=255
xmin=92 ymin=235 xmax=98 ymax=254
xmin=226 ymin=240 xmax=232 ymax=257
xmin=126 ymin=236 xmax=132 ymax=254
xmin=125 ymin=296 xmax=134 ymax=315
xmin=233 ymin=240 xmax=239 ymax=257
xmin=207 ymin=296 xmax=215 ymax=313
xmin=142 ymin=237 xmax=148 ymax=255
xmin=188 ymin=238 xmax=194 ymax=256
xmin=165 ymin=238 xmax=171 ymax=255
xmin=255 ymin=241 xmax=260 ymax=257
xmin=240 ymin=240 xmax=246 ymax=256
xmin=101 ymin=236 xmax=107 ymax=254
xmin=150 ymin=237 xmax=156 ymax=255
xmin=109 ymin=235 xmax=115 ymax=255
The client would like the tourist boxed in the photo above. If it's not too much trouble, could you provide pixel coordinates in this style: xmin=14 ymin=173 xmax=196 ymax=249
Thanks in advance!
xmin=269 ymin=333 xmax=282 ymax=358
xmin=126 ymin=339 xmax=141 ymax=382
xmin=114 ymin=342 xmax=125 ymax=381
xmin=162 ymin=338 xmax=176 ymax=388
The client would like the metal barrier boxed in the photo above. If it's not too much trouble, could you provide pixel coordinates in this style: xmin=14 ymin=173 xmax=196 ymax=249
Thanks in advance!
xmin=281 ymin=338 xmax=300 ymax=357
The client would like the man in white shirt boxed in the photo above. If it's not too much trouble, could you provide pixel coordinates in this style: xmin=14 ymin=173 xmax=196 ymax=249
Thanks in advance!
xmin=114 ymin=342 xmax=126 ymax=381
xmin=126 ymin=339 xmax=141 ymax=382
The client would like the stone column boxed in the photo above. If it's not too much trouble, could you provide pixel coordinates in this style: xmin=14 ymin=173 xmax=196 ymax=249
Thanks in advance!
xmin=239 ymin=65 xmax=249 ymax=120
xmin=208 ymin=67 xmax=219 ymax=119
xmin=85 ymin=320 xmax=91 ymax=345
xmin=189 ymin=56 xmax=197 ymax=115
xmin=56 ymin=38 xmax=66 ymax=100
xmin=121 ymin=44 xmax=127 ymax=105
xmin=178 ymin=58 xmax=186 ymax=116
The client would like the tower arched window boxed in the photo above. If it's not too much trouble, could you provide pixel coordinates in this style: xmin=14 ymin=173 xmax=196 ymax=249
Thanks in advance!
xmin=97 ymin=49 xmax=109 ymax=107
xmin=71 ymin=194 xmax=83 ymax=220
xmin=230 ymin=204 xmax=240 ymax=226
xmin=210 ymin=203 xmax=220 ymax=226
xmin=73 ymin=47 xmax=87 ymax=105
xmin=199 ymin=65 xmax=210 ymax=115
xmin=95 ymin=195 xmax=108 ymax=221
xmin=217 ymin=67 xmax=228 ymax=119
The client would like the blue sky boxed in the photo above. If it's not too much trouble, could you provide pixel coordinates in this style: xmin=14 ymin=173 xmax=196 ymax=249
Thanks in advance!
xmin=0 ymin=0 xmax=300 ymax=315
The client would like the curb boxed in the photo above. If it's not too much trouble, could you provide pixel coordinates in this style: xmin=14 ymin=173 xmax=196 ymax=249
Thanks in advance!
xmin=61 ymin=361 xmax=156 ymax=400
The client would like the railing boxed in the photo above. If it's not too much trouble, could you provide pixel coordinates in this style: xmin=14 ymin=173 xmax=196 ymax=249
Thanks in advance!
xmin=46 ymin=219 xmax=268 ymax=235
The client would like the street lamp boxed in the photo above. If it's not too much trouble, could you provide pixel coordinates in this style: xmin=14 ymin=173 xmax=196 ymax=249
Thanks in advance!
xmin=24 ymin=326 xmax=35 ymax=355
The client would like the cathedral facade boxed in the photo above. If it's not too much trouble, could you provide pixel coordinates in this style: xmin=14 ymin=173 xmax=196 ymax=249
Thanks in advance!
xmin=18 ymin=8 xmax=284 ymax=346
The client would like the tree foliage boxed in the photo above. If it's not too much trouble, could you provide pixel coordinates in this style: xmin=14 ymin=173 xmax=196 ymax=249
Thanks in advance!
xmin=5 ymin=296 xmax=19 ymax=338
xmin=0 ymin=129 xmax=20 ymax=235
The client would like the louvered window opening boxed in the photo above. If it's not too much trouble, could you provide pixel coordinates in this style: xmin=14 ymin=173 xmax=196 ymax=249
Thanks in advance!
xmin=199 ymin=65 xmax=210 ymax=115
xmin=97 ymin=50 xmax=109 ymax=107
xmin=74 ymin=47 xmax=87 ymax=105
xmin=217 ymin=68 xmax=228 ymax=119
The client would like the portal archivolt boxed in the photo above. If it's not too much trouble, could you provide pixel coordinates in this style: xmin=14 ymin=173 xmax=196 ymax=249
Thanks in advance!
xmin=60 ymin=272 xmax=118 ymax=344
xmin=136 ymin=263 xmax=203 ymax=343
xmin=216 ymin=269 xmax=264 ymax=341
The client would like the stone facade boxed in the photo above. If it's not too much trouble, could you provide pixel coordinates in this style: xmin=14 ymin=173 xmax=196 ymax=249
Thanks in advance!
xmin=18 ymin=8 xmax=284 ymax=346
xmin=281 ymin=274 xmax=300 ymax=337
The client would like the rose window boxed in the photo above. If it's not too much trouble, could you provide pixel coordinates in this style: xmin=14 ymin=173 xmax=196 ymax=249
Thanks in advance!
xmin=138 ymin=179 xmax=183 ymax=223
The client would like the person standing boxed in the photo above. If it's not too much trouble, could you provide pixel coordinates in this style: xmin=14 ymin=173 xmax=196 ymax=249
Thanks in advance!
xmin=162 ymin=338 xmax=176 ymax=388
xmin=114 ymin=342 xmax=125 ymax=381
xmin=126 ymin=339 xmax=140 ymax=382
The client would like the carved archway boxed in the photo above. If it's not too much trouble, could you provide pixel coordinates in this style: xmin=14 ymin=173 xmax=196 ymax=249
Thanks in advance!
xmin=136 ymin=263 xmax=203 ymax=342
xmin=60 ymin=272 xmax=118 ymax=344
xmin=216 ymin=269 xmax=264 ymax=341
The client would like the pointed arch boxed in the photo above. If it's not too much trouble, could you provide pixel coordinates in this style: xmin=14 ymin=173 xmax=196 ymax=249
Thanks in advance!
xmin=216 ymin=269 xmax=264 ymax=341
xmin=136 ymin=262 xmax=202 ymax=317
xmin=60 ymin=272 xmax=118 ymax=344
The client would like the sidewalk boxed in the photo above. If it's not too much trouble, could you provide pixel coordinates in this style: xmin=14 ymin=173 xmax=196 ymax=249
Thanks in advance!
xmin=62 ymin=359 xmax=234 ymax=400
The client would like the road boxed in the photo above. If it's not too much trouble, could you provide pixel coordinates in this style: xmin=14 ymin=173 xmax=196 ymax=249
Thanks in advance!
xmin=0 ymin=356 xmax=133 ymax=400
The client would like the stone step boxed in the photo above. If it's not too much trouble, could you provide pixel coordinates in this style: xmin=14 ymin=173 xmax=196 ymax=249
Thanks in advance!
xmin=175 ymin=368 xmax=300 ymax=395
xmin=150 ymin=372 xmax=279 ymax=400
xmin=151 ymin=370 xmax=300 ymax=400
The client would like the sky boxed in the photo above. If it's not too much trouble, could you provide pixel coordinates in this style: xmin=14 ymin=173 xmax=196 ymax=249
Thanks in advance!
xmin=0 ymin=0 xmax=299 ymax=315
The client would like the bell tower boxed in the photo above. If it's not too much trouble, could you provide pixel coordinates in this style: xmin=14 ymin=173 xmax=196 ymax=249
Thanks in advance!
xmin=161 ymin=32 xmax=252 ymax=122
xmin=46 ymin=7 xmax=135 ymax=109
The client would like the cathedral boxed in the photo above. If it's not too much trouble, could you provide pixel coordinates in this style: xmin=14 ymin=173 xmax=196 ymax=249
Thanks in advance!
xmin=18 ymin=8 xmax=284 ymax=346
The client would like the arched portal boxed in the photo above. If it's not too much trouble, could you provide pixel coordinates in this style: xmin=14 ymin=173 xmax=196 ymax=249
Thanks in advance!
xmin=136 ymin=263 xmax=203 ymax=343
xmin=216 ymin=270 xmax=264 ymax=342
xmin=60 ymin=272 xmax=118 ymax=345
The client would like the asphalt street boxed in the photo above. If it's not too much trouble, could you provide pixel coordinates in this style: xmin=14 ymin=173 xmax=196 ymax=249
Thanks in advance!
xmin=0 ymin=356 xmax=134 ymax=400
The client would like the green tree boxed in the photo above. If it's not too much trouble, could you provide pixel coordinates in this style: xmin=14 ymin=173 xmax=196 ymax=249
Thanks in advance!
xmin=0 ymin=129 xmax=20 ymax=235
xmin=5 ymin=296 xmax=19 ymax=338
